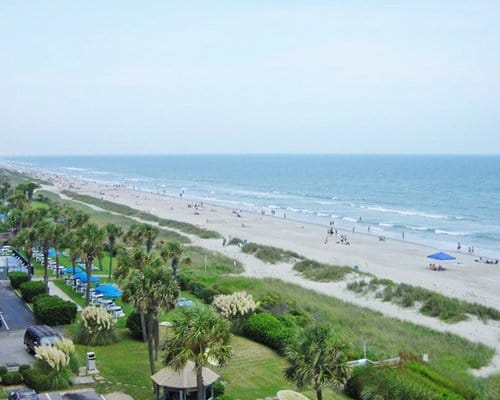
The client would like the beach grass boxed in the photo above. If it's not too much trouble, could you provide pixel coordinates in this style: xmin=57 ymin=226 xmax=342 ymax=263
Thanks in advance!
xmin=241 ymin=241 xmax=303 ymax=264
xmin=293 ymin=259 xmax=355 ymax=281
xmin=61 ymin=190 xmax=221 ymax=239
xmin=349 ymin=277 xmax=500 ymax=323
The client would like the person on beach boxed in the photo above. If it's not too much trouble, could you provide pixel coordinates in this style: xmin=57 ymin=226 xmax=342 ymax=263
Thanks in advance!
xmin=402 ymin=231 xmax=405 ymax=240
xmin=457 ymin=242 xmax=461 ymax=251
xmin=368 ymin=226 xmax=371 ymax=233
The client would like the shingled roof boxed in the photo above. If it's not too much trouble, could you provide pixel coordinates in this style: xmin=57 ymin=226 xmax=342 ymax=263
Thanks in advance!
xmin=151 ymin=361 xmax=219 ymax=389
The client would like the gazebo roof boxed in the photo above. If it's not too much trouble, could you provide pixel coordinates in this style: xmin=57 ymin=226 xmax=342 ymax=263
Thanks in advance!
xmin=151 ymin=361 xmax=220 ymax=389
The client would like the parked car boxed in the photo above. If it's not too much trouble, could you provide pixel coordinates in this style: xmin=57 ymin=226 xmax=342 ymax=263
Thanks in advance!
xmin=24 ymin=325 xmax=62 ymax=354
xmin=8 ymin=389 xmax=40 ymax=400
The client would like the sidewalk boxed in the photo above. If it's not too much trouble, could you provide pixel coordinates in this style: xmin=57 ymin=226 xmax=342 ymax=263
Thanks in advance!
xmin=48 ymin=281 xmax=82 ymax=311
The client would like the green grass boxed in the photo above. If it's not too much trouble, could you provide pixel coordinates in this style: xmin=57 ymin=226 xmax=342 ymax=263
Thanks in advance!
xmin=241 ymin=242 xmax=303 ymax=264
xmin=293 ymin=259 xmax=355 ymax=282
xmin=61 ymin=190 xmax=221 ymax=239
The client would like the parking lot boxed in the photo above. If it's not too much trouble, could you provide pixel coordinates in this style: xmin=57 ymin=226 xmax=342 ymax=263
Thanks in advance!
xmin=39 ymin=389 xmax=105 ymax=400
xmin=0 ymin=281 xmax=36 ymax=367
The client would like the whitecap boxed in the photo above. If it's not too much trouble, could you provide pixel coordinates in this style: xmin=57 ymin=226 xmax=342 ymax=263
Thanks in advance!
xmin=435 ymin=229 xmax=469 ymax=236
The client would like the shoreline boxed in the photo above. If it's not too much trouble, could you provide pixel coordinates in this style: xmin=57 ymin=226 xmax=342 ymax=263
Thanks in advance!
xmin=5 ymin=165 xmax=500 ymax=376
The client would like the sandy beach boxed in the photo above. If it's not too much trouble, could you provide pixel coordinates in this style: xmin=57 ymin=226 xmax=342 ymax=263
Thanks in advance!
xmin=9 ymin=166 xmax=500 ymax=376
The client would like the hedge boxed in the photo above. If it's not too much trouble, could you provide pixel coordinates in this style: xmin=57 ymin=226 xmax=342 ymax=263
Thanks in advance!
xmin=22 ymin=368 xmax=49 ymax=392
xmin=33 ymin=295 xmax=77 ymax=326
xmin=126 ymin=311 xmax=144 ymax=340
xmin=1 ymin=371 xmax=23 ymax=386
xmin=0 ymin=366 xmax=7 ymax=376
xmin=8 ymin=271 xmax=30 ymax=289
xmin=20 ymin=281 xmax=46 ymax=303
xmin=243 ymin=312 xmax=295 ymax=354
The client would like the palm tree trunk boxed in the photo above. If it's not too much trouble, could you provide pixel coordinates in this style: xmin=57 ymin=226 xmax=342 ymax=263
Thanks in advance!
xmin=196 ymin=362 xmax=204 ymax=400
xmin=26 ymin=253 xmax=32 ymax=279
xmin=55 ymin=251 xmax=60 ymax=279
xmin=146 ymin=312 xmax=156 ymax=375
xmin=153 ymin=316 xmax=160 ymax=360
xmin=140 ymin=311 xmax=148 ymax=342
xmin=85 ymin=258 xmax=92 ymax=305
xmin=172 ymin=259 xmax=178 ymax=278
xmin=43 ymin=250 xmax=49 ymax=293
xmin=315 ymin=384 xmax=323 ymax=400
xmin=108 ymin=252 xmax=113 ymax=281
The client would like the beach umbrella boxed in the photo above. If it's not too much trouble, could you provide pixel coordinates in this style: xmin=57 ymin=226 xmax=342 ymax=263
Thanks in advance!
xmin=427 ymin=252 xmax=456 ymax=261
xmin=48 ymin=248 xmax=57 ymax=257
xmin=74 ymin=272 xmax=100 ymax=283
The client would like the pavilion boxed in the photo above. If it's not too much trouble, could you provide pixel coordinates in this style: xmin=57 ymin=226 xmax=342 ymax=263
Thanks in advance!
xmin=151 ymin=360 xmax=219 ymax=400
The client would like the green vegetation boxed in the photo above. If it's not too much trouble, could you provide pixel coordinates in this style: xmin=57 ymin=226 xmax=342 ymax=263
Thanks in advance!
xmin=33 ymin=294 xmax=78 ymax=326
xmin=61 ymin=190 xmax=221 ymax=239
xmin=19 ymin=280 xmax=46 ymax=303
xmin=8 ymin=271 xmax=30 ymax=289
xmin=242 ymin=242 xmax=303 ymax=264
xmin=293 ymin=259 xmax=354 ymax=282
xmin=348 ymin=278 xmax=500 ymax=323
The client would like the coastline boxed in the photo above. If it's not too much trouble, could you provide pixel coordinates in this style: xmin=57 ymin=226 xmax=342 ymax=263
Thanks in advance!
xmin=5 ymin=165 xmax=500 ymax=376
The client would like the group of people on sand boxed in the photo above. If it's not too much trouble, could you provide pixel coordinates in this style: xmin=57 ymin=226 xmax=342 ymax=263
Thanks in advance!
xmin=429 ymin=263 xmax=446 ymax=271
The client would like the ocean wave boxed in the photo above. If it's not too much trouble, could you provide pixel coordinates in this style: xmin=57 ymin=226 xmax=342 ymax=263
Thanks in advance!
xmin=409 ymin=226 xmax=432 ymax=231
xmin=286 ymin=207 xmax=301 ymax=212
xmin=317 ymin=212 xmax=330 ymax=217
xmin=365 ymin=205 xmax=447 ymax=220
xmin=343 ymin=217 xmax=358 ymax=223
xmin=379 ymin=223 xmax=394 ymax=227
xmin=63 ymin=167 xmax=87 ymax=171
xmin=435 ymin=229 xmax=469 ymax=236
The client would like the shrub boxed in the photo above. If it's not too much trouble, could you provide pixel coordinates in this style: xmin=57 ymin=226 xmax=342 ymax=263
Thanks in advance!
xmin=54 ymin=339 xmax=79 ymax=374
xmin=0 ymin=366 xmax=7 ymax=376
xmin=76 ymin=306 xmax=117 ymax=345
xmin=199 ymin=287 xmax=220 ymax=304
xmin=22 ymin=368 xmax=49 ymax=392
xmin=177 ymin=274 xmax=192 ymax=291
xmin=189 ymin=281 xmax=208 ymax=298
xmin=18 ymin=364 xmax=31 ymax=374
xmin=213 ymin=291 xmax=258 ymax=321
xmin=20 ymin=281 xmax=46 ymax=303
xmin=126 ymin=311 xmax=145 ymax=340
xmin=33 ymin=295 xmax=77 ymax=326
xmin=243 ymin=312 xmax=295 ymax=354
xmin=294 ymin=259 xmax=353 ymax=282
xmin=1 ymin=370 xmax=23 ymax=386
xmin=8 ymin=271 xmax=30 ymax=289
xmin=420 ymin=296 xmax=467 ymax=322
xmin=227 ymin=237 xmax=243 ymax=246
xmin=213 ymin=380 xmax=225 ymax=397
xmin=32 ymin=346 xmax=72 ymax=390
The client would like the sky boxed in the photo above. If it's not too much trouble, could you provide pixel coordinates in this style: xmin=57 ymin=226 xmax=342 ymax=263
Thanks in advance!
xmin=1 ymin=1 xmax=499 ymax=156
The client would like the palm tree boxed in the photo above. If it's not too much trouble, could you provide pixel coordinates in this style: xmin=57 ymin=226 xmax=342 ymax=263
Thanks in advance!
xmin=34 ymin=219 xmax=56 ymax=293
xmin=116 ymin=247 xmax=179 ymax=375
xmin=160 ymin=241 xmax=183 ymax=278
xmin=67 ymin=230 xmax=84 ymax=275
xmin=62 ymin=207 xmax=90 ymax=230
xmin=105 ymin=223 xmax=123 ymax=280
xmin=80 ymin=222 xmax=106 ymax=305
xmin=52 ymin=223 xmax=66 ymax=279
xmin=163 ymin=307 xmax=232 ymax=400
xmin=0 ymin=179 xmax=11 ymax=201
xmin=24 ymin=182 xmax=40 ymax=201
xmin=283 ymin=325 xmax=351 ymax=400
xmin=11 ymin=227 xmax=36 ymax=278
xmin=139 ymin=224 xmax=159 ymax=253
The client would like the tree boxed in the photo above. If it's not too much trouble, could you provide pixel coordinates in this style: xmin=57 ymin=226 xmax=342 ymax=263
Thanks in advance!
xmin=160 ymin=241 xmax=183 ymax=278
xmin=24 ymin=182 xmax=40 ymax=201
xmin=11 ymin=227 xmax=36 ymax=278
xmin=34 ymin=219 xmax=56 ymax=293
xmin=80 ymin=222 xmax=106 ymax=305
xmin=61 ymin=207 xmax=90 ymax=230
xmin=283 ymin=325 xmax=351 ymax=400
xmin=105 ymin=223 xmax=123 ymax=280
xmin=163 ymin=307 xmax=232 ymax=400
xmin=125 ymin=224 xmax=159 ymax=253
xmin=116 ymin=247 xmax=179 ymax=375
xmin=52 ymin=223 xmax=66 ymax=279
xmin=67 ymin=230 xmax=84 ymax=276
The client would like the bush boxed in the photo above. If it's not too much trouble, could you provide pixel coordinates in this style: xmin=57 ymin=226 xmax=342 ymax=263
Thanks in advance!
xmin=200 ymin=287 xmax=220 ymax=304
xmin=76 ymin=306 xmax=117 ymax=345
xmin=189 ymin=281 xmax=208 ymax=298
xmin=294 ymin=259 xmax=353 ymax=282
xmin=243 ymin=312 xmax=295 ymax=354
xmin=177 ymin=274 xmax=192 ymax=291
xmin=18 ymin=364 xmax=31 ymax=374
xmin=33 ymin=295 xmax=77 ymax=326
xmin=213 ymin=380 xmax=225 ymax=397
xmin=126 ymin=311 xmax=145 ymax=340
xmin=0 ymin=366 xmax=7 ymax=376
xmin=20 ymin=281 xmax=46 ymax=303
xmin=420 ymin=296 xmax=467 ymax=322
xmin=22 ymin=365 xmax=50 ymax=392
xmin=1 ymin=370 xmax=23 ymax=386
xmin=8 ymin=271 xmax=30 ymax=289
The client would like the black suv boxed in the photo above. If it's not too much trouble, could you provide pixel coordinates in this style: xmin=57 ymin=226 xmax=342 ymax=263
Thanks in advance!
xmin=24 ymin=325 xmax=62 ymax=354
xmin=8 ymin=389 xmax=40 ymax=400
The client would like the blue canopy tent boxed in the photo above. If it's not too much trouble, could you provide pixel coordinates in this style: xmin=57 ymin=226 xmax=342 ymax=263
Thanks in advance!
xmin=427 ymin=252 xmax=456 ymax=261
xmin=48 ymin=248 xmax=57 ymax=257
xmin=74 ymin=272 xmax=100 ymax=283
xmin=63 ymin=267 xmax=84 ymax=275
xmin=95 ymin=285 xmax=122 ymax=298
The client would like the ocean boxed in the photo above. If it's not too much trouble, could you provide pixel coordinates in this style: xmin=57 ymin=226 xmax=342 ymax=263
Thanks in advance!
xmin=4 ymin=154 xmax=500 ymax=258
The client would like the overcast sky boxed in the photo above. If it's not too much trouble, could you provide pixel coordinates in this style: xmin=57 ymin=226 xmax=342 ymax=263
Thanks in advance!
xmin=1 ymin=1 xmax=499 ymax=156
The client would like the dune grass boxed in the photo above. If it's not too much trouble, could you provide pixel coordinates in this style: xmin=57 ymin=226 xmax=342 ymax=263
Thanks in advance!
xmin=61 ymin=190 xmax=221 ymax=239
xmin=293 ymin=259 xmax=355 ymax=282
xmin=241 ymin=242 xmax=303 ymax=264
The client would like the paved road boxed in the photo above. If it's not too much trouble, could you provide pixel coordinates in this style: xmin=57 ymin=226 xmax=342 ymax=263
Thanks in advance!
xmin=0 ymin=281 xmax=36 ymax=367
xmin=40 ymin=389 xmax=105 ymax=400
xmin=0 ymin=281 xmax=35 ymax=331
